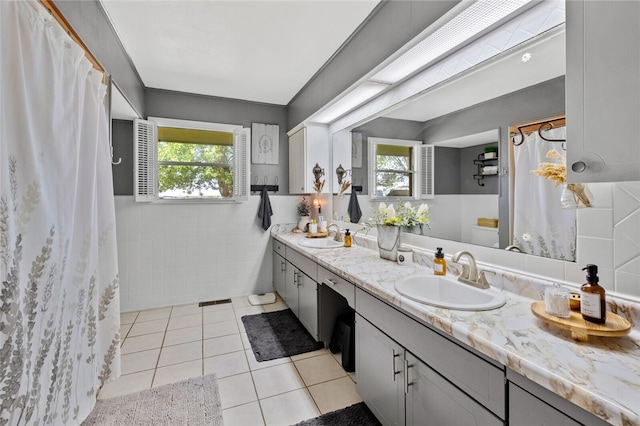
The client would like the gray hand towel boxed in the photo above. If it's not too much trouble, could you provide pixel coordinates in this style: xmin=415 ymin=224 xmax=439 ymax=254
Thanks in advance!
xmin=258 ymin=187 xmax=273 ymax=231
xmin=347 ymin=190 xmax=362 ymax=223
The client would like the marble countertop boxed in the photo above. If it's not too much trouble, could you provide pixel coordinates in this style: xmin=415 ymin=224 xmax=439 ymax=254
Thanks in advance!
xmin=273 ymin=231 xmax=640 ymax=426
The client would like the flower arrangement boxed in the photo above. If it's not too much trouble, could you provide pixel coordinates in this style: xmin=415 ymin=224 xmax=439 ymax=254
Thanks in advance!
xmin=297 ymin=196 xmax=311 ymax=216
xmin=531 ymin=149 xmax=592 ymax=207
xmin=530 ymin=149 xmax=566 ymax=186
xmin=368 ymin=202 xmax=430 ymax=227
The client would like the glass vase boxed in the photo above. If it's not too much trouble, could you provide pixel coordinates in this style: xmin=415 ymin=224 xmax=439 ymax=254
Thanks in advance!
xmin=561 ymin=183 xmax=594 ymax=209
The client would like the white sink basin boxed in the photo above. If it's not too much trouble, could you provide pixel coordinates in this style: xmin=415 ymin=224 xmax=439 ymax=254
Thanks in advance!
xmin=299 ymin=238 xmax=343 ymax=249
xmin=394 ymin=274 xmax=506 ymax=311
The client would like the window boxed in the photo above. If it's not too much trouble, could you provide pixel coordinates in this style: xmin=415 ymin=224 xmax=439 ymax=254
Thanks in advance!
xmin=134 ymin=117 xmax=249 ymax=202
xmin=368 ymin=137 xmax=434 ymax=200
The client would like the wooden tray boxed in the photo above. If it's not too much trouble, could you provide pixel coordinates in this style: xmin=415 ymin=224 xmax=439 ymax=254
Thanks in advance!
xmin=306 ymin=231 xmax=329 ymax=238
xmin=531 ymin=301 xmax=631 ymax=342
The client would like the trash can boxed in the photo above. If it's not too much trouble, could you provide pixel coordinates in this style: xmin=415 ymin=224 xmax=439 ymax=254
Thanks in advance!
xmin=329 ymin=311 xmax=355 ymax=372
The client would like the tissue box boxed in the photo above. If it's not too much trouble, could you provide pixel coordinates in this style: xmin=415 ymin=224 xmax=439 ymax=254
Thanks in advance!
xmin=477 ymin=218 xmax=498 ymax=228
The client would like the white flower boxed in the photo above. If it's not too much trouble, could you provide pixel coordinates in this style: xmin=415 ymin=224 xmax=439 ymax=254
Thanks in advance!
xmin=385 ymin=205 xmax=396 ymax=220
xmin=378 ymin=202 xmax=387 ymax=212
xmin=417 ymin=203 xmax=429 ymax=215
xmin=522 ymin=233 xmax=531 ymax=242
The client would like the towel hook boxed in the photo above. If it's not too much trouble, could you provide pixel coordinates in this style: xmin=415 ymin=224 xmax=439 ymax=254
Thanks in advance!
xmin=110 ymin=145 xmax=122 ymax=165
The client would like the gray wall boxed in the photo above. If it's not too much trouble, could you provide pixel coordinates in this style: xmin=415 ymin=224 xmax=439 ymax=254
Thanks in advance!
xmin=434 ymin=143 xmax=498 ymax=195
xmin=112 ymin=120 xmax=134 ymax=195
xmin=287 ymin=1 xmax=460 ymax=129
xmin=54 ymin=0 xmax=145 ymax=117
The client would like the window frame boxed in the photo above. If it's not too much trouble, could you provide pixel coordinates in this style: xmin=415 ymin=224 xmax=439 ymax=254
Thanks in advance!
xmin=368 ymin=137 xmax=422 ymax=201
xmin=134 ymin=117 xmax=249 ymax=203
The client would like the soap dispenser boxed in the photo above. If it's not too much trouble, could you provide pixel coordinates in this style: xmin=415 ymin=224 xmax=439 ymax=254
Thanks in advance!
xmin=344 ymin=229 xmax=352 ymax=247
xmin=580 ymin=264 xmax=606 ymax=324
xmin=434 ymin=247 xmax=446 ymax=276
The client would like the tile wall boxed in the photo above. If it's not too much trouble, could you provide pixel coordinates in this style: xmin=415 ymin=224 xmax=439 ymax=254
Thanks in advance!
xmin=115 ymin=195 xmax=299 ymax=312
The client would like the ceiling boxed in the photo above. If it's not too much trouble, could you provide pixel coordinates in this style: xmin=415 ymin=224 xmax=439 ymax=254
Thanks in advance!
xmin=101 ymin=0 xmax=379 ymax=113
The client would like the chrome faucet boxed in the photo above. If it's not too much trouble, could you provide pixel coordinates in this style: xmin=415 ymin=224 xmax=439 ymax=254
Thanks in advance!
xmin=451 ymin=250 xmax=489 ymax=289
xmin=327 ymin=224 xmax=343 ymax=242
xmin=505 ymin=245 xmax=523 ymax=253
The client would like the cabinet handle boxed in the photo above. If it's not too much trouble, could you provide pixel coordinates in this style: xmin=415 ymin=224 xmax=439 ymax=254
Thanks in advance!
xmin=327 ymin=278 xmax=337 ymax=286
xmin=293 ymin=272 xmax=298 ymax=286
xmin=571 ymin=161 xmax=586 ymax=173
xmin=392 ymin=349 xmax=401 ymax=381
xmin=296 ymin=272 xmax=302 ymax=287
xmin=281 ymin=261 xmax=286 ymax=273
xmin=404 ymin=359 xmax=413 ymax=395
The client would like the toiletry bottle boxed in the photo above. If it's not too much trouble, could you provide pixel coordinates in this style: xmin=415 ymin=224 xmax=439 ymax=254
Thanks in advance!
xmin=434 ymin=247 xmax=446 ymax=275
xmin=344 ymin=229 xmax=352 ymax=247
xmin=580 ymin=264 xmax=606 ymax=324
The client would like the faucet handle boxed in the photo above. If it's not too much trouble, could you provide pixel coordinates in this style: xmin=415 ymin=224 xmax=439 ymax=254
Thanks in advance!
xmin=457 ymin=264 xmax=470 ymax=280
xmin=477 ymin=270 xmax=496 ymax=287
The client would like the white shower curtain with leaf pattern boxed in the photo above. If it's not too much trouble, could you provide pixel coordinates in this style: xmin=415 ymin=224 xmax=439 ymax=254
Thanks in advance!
xmin=512 ymin=127 xmax=576 ymax=261
xmin=1 ymin=1 xmax=120 ymax=424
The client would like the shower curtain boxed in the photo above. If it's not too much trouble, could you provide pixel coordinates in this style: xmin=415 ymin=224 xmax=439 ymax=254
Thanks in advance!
xmin=1 ymin=1 xmax=120 ymax=424
xmin=512 ymin=127 xmax=576 ymax=261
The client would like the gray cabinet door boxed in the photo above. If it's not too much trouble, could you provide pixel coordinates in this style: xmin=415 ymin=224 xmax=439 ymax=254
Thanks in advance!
xmin=272 ymin=252 xmax=286 ymax=300
xmin=509 ymin=383 xmax=580 ymax=426
xmin=356 ymin=314 xmax=405 ymax=426
xmin=285 ymin=261 xmax=299 ymax=316
xmin=298 ymin=272 xmax=318 ymax=340
xmin=406 ymin=352 xmax=503 ymax=426
xmin=567 ymin=0 xmax=640 ymax=182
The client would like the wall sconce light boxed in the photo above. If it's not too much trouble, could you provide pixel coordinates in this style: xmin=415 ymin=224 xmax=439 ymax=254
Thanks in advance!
xmin=336 ymin=164 xmax=345 ymax=185
xmin=313 ymin=197 xmax=321 ymax=214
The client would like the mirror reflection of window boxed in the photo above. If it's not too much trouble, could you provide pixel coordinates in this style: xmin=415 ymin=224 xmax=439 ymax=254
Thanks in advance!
xmin=368 ymin=138 xmax=425 ymax=200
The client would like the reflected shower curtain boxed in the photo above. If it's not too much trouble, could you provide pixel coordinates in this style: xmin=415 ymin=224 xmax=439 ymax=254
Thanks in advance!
xmin=512 ymin=127 xmax=576 ymax=261
xmin=1 ymin=1 xmax=120 ymax=424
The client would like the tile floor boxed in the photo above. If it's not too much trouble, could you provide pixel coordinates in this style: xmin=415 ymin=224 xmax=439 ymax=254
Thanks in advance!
xmin=103 ymin=295 xmax=362 ymax=426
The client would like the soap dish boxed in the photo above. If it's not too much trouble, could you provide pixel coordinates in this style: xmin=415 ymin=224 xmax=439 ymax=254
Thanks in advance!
xmin=531 ymin=301 xmax=631 ymax=342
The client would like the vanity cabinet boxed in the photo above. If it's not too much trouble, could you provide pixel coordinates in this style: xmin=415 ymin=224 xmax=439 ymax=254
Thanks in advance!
xmin=356 ymin=313 xmax=503 ymax=426
xmin=282 ymin=247 xmax=319 ymax=340
xmin=356 ymin=288 xmax=505 ymax=426
xmin=566 ymin=0 xmax=640 ymax=182
xmin=507 ymin=369 xmax=611 ymax=426
xmin=288 ymin=124 xmax=329 ymax=193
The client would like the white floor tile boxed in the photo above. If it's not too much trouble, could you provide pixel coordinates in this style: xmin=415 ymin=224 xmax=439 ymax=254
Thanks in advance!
xmin=231 ymin=296 xmax=251 ymax=308
xmin=121 ymin=348 xmax=160 ymax=375
xmin=237 ymin=318 xmax=246 ymax=333
xmin=167 ymin=313 xmax=202 ymax=330
xmin=127 ymin=318 xmax=168 ymax=337
xmin=259 ymin=389 xmax=320 ymax=426
xmin=308 ymin=376 xmax=362 ymax=414
xmin=262 ymin=300 xmax=288 ymax=313
xmin=294 ymin=353 xmax=347 ymax=386
xmin=234 ymin=305 xmax=264 ymax=319
xmin=164 ymin=326 xmax=202 ymax=346
xmin=203 ymin=309 xmax=236 ymax=325
xmin=203 ymin=350 xmax=249 ymax=378
xmin=136 ymin=307 xmax=172 ymax=322
xmin=120 ymin=311 xmax=139 ymax=325
xmin=245 ymin=349 xmax=290 ymax=371
xmin=202 ymin=302 xmax=234 ymax=313
xmin=240 ymin=333 xmax=251 ymax=350
xmin=152 ymin=359 xmax=202 ymax=388
xmin=290 ymin=348 xmax=329 ymax=362
xmin=97 ymin=370 xmax=154 ymax=399
xmin=223 ymin=401 xmax=265 ymax=426
xmin=171 ymin=303 xmax=202 ymax=317
xmin=121 ymin=332 xmax=164 ymax=354
xmin=252 ymin=363 xmax=305 ymax=399
xmin=119 ymin=323 xmax=133 ymax=340
xmin=158 ymin=340 xmax=202 ymax=367
xmin=218 ymin=372 xmax=257 ymax=409
xmin=203 ymin=334 xmax=243 ymax=358
xmin=203 ymin=320 xmax=239 ymax=339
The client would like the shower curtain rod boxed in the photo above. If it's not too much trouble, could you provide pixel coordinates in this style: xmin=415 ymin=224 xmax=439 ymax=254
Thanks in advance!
xmin=510 ymin=114 xmax=566 ymax=146
xmin=38 ymin=0 xmax=105 ymax=74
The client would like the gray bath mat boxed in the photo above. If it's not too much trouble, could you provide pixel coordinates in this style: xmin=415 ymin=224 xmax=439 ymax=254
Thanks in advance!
xmin=83 ymin=374 xmax=223 ymax=425
xmin=242 ymin=308 xmax=324 ymax=362
xmin=293 ymin=402 xmax=381 ymax=426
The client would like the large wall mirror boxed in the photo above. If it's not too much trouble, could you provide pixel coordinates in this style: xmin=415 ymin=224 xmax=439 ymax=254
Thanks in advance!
xmin=332 ymin=22 xmax=567 ymax=258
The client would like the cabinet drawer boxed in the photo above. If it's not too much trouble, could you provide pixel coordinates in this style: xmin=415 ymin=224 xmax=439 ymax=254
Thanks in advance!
xmin=356 ymin=288 xmax=505 ymax=419
xmin=273 ymin=239 xmax=286 ymax=257
xmin=317 ymin=266 xmax=355 ymax=308
xmin=285 ymin=248 xmax=317 ymax=282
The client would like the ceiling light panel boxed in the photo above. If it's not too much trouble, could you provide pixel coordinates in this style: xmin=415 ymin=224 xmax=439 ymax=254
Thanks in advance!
xmin=372 ymin=0 xmax=533 ymax=84
xmin=312 ymin=82 xmax=389 ymax=124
